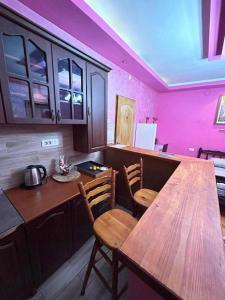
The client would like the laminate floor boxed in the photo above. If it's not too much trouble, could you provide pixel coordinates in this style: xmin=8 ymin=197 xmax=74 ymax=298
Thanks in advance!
xmin=29 ymin=237 xmax=127 ymax=300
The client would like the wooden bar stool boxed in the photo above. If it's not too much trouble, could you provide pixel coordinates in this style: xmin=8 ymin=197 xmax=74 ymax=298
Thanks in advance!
xmin=78 ymin=170 xmax=137 ymax=300
xmin=123 ymin=158 xmax=158 ymax=216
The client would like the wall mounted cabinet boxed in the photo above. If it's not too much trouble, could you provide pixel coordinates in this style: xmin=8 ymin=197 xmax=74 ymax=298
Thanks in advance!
xmin=73 ymin=63 xmax=108 ymax=152
xmin=0 ymin=5 xmax=110 ymax=151
xmin=0 ymin=226 xmax=32 ymax=300
xmin=0 ymin=16 xmax=55 ymax=124
xmin=52 ymin=44 xmax=87 ymax=124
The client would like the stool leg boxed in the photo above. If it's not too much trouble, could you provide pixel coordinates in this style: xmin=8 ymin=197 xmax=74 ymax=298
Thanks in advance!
xmin=81 ymin=239 xmax=99 ymax=296
xmin=132 ymin=201 xmax=138 ymax=217
xmin=112 ymin=251 xmax=118 ymax=300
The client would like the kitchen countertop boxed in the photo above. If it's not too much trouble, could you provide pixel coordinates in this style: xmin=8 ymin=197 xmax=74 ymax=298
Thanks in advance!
xmin=5 ymin=173 xmax=93 ymax=223
xmin=108 ymin=145 xmax=225 ymax=300
xmin=5 ymin=145 xmax=225 ymax=299
xmin=0 ymin=189 xmax=23 ymax=236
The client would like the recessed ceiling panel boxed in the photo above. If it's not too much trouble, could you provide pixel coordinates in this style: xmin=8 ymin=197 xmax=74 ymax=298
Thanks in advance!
xmin=85 ymin=0 xmax=225 ymax=86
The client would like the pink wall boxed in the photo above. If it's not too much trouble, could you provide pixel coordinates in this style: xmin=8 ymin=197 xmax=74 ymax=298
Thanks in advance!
xmin=107 ymin=68 xmax=157 ymax=142
xmin=3 ymin=0 xmax=225 ymax=157
xmin=155 ymin=87 xmax=225 ymax=156
xmin=0 ymin=0 xmax=157 ymax=144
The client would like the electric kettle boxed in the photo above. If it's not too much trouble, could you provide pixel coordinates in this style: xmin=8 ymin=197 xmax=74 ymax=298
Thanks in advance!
xmin=24 ymin=165 xmax=47 ymax=188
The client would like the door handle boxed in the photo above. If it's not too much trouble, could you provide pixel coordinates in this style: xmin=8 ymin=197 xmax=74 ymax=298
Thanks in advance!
xmin=57 ymin=110 xmax=62 ymax=121
xmin=51 ymin=109 xmax=55 ymax=121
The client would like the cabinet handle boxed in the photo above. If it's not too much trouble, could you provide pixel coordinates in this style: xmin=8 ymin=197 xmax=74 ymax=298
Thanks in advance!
xmin=51 ymin=109 xmax=55 ymax=121
xmin=37 ymin=211 xmax=64 ymax=230
xmin=0 ymin=225 xmax=18 ymax=241
xmin=57 ymin=110 xmax=62 ymax=121
xmin=88 ymin=107 xmax=91 ymax=116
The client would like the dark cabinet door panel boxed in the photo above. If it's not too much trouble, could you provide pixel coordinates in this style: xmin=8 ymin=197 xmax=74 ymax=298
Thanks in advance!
xmin=26 ymin=203 xmax=72 ymax=286
xmin=52 ymin=44 xmax=87 ymax=124
xmin=71 ymin=197 xmax=92 ymax=252
xmin=0 ymin=226 xmax=32 ymax=300
xmin=0 ymin=16 xmax=55 ymax=124
xmin=0 ymin=85 xmax=5 ymax=123
xmin=89 ymin=67 xmax=107 ymax=149
xmin=73 ymin=63 xmax=107 ymax=152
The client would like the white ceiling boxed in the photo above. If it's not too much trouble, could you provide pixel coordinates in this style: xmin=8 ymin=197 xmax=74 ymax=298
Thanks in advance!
xmin=85 ymin=0 xmax=225 ymax=86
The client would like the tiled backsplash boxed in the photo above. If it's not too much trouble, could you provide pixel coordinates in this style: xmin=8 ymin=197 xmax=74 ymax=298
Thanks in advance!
xmin=0 ymin=125 xmax=102 ymax=190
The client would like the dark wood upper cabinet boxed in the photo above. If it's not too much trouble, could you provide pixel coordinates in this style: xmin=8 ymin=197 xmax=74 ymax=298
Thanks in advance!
xmin=73 ymin=63 xmax=108 ymax=152
xmin=0 ymin=16 xmax=55 ymax=124
xmin=52 ymin=44 xmax=87 ymax=124
xmin=0 ymin=226 xmax=32 ymax=300
xmin=26 ymin=203 xmax=72 ymax=287
xmin=0 ymin=85 xmax=5 ymax=124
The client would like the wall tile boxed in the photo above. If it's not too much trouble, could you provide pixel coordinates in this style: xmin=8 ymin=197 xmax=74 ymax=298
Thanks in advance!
xmin=0 ymin=125 xmax=102 ymax=190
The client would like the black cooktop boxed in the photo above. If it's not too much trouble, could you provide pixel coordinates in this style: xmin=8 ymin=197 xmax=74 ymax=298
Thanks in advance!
xmin=0 ymin=189 xmax=24 ymax=235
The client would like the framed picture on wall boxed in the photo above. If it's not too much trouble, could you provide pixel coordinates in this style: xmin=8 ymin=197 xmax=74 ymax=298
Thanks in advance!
xmin=215 ymin=95 xmax=225 ymax=124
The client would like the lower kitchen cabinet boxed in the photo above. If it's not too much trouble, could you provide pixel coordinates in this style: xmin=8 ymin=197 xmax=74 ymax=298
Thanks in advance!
xmin=0 ymin=86 xmax=5 ymax=124
xmin=0 ymin=226 xmax=32 ymax=300
xmin=26 ymin=203 xmax=72 ymax=287
xmin=71 ymin=196 xmax=92 ymax=252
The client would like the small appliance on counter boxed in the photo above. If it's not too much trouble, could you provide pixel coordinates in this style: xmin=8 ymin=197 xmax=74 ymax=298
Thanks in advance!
xmin=24 ymin=165 xmax=47 ymax=188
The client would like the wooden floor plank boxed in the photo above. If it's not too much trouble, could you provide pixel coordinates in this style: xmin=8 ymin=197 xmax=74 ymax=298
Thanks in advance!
xmin=29 ymin=237 xmax=127 ymax=300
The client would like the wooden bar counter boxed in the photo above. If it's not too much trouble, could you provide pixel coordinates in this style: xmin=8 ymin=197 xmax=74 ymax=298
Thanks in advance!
xmin=104 ymin=145 xmax=225 ymax=300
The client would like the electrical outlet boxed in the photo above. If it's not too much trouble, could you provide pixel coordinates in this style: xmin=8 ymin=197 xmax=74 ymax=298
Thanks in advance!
xmin=41 ymin=138 xmax=59 ymax=148
xmin=188 ymin=147 xmax=195 ymax=152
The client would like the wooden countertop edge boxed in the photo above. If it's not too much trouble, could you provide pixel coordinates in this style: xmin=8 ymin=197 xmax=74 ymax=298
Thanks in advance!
xmin=118 ymin=248 xmax=181 ymax=300
xmin=106 ymin=144 xmax=209 ymax=164
xmin=118 ymin=150 xmax=225 ymax=299
xmin=5 ymin=171 xmax=119 ymax=223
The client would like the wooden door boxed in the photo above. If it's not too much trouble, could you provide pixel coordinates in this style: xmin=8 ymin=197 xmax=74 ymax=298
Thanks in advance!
xmin=52 ymin=44 xmax=87 ymax=124
xmin=0 ymin=226 xmax=33 ymax=300
xmin=0 ymin=84 xmax=5 ymax=123
xmin=0 ymin=16 xmax=55 ymax=124
xmin=115 ymin=95 xmax=136 ymax=145
xmin=26 ymin=203 xmax=72 ymax=286
xmin=71 ymin=197 xmax=92 ymax=252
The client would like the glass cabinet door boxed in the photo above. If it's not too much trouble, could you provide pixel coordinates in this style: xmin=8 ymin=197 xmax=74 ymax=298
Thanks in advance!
xmin=52 ymin=44 xmax=87 ymax=124
xmin=0 ymin=16 xmax=55 ymax=124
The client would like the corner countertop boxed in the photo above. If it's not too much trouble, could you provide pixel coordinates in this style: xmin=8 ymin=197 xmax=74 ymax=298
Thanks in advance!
xmin=108 ymin=145 xmax=225 ymax=300
xmin=5 ymin=173 xmax=93 ymax=223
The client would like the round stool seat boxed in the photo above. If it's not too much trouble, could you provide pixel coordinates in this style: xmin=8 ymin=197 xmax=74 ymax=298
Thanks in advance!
xmin=134 ymin=188 xmax=158 ymax=208
xmin=94 ymin=208 xmax=137 ymax=249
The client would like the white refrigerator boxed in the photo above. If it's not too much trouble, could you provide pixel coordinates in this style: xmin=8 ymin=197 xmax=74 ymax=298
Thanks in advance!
xmin=134 ymin=123 xmax=157 ymax=150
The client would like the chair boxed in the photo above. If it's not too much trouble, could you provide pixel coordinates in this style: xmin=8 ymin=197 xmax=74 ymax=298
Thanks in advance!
xmin=197 ymin=148 xmax=225 ymax=205
xmin=154 ymin=143 xmax=168 ymax=152
xmin=78 ymin=170 xmax=137 ymax=300
xmin=123 ymin=158 xmax=158 ymax=216
xmin=197 ymin=147 xmax=225 ymax=159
